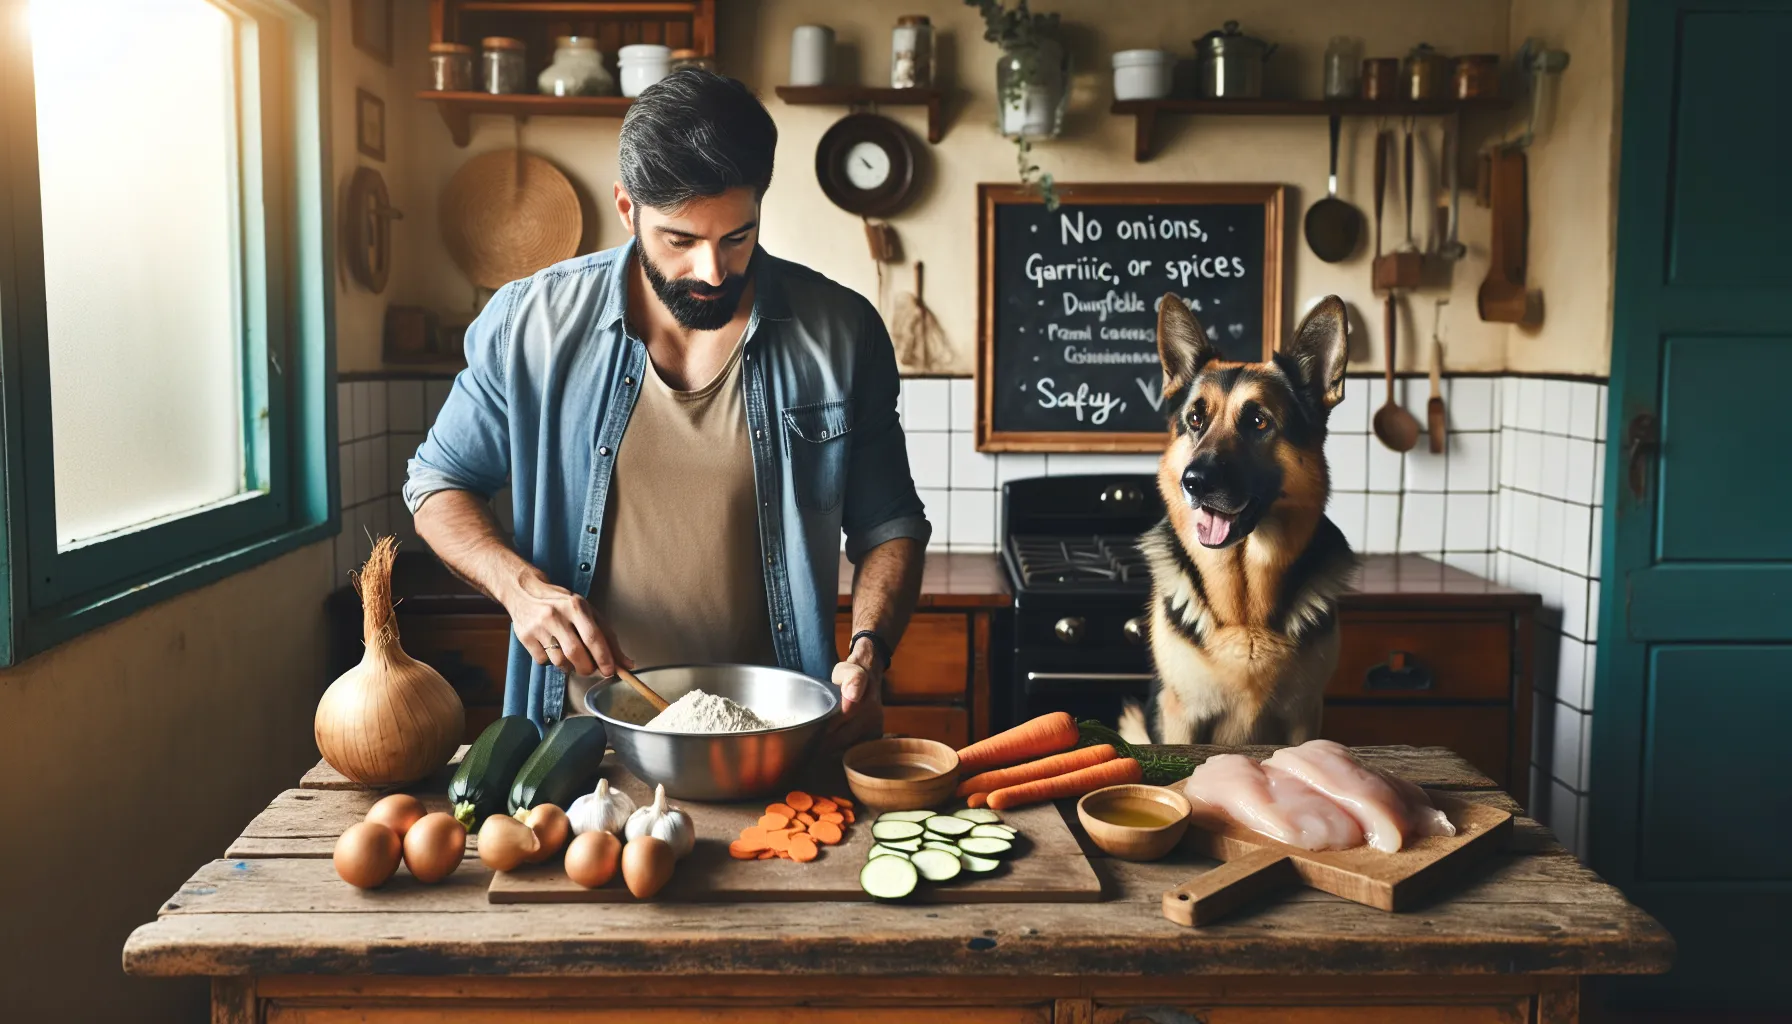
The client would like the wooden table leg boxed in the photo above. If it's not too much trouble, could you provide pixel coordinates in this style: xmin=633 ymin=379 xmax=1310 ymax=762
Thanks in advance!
xmin=212 ymin=976 xmax=255 ymax=1024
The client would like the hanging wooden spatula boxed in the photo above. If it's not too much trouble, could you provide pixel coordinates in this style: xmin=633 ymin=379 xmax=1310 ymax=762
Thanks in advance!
xmin=1428 ymin=299 xmax=1448 ymax=454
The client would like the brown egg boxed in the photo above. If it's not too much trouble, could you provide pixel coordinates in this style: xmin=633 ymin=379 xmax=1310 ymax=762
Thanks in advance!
xmin=334 ymin=821 xmax=402 ymax=889
xmin=621 ymin=835 xmax=675 ymax=899
xmin=521 ymin=804 xmax=571 ymax=862
xmin=564 ymin=830 xmax=623 ymax=888
xmin=365 ymin=793 xmax=427 ymax=838
xmin=402 ymin=811 xmax=466 ymax=883
xmin=477 ymin=811 xmax=541 ymax=872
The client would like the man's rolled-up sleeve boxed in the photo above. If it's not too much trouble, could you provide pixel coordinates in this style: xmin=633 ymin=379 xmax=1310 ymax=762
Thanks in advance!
xmin=841 ymin=299 xmax=932 ymax=563
xmin=402 ymin=281 xmax=520 ymax=514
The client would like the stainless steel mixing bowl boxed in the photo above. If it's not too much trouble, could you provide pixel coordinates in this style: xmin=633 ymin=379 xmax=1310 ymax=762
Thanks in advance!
xmin=585 ymin=664 xmax=839 ymax=801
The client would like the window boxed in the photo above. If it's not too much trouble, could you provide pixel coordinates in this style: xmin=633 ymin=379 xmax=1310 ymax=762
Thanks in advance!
xmin=0 ymin=0 xmax=334 ymax=662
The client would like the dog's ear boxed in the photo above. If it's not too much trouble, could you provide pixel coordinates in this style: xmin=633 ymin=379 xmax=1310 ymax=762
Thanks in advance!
xmin=1285 ymin=295 xmax=1349 ymax=410
xmin=1157 ymin=293 xmax=1217 ymax=395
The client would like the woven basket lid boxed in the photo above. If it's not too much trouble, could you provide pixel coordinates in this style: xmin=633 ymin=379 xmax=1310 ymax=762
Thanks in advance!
xmin=439 ymin=149 xmax=582 ymax=290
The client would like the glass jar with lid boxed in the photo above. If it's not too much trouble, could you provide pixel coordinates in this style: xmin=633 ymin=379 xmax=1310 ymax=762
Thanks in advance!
xmin=538 ymin=36 xmax=615 ymax=96
xmin=481 ymin=37 xmax=527 ymax=95
xmin=428 ymin=42 xmax=474 ymax=92
xmin=669 ymin=49 xmax=717 ymax=74
xmin=891 ymin=14 xmax=933 ymax=88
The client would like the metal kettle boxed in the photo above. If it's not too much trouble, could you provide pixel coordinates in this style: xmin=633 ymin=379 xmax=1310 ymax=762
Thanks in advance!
xmin=1195 ymin=20 xmax=1276 ymax=98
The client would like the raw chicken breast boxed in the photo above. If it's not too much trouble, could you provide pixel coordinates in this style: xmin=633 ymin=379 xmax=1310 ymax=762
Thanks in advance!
xmin=1263 ymin=739 xmax=1456 ymax=852
xmin=1183 ymin=753 xmax=1366 ymax=851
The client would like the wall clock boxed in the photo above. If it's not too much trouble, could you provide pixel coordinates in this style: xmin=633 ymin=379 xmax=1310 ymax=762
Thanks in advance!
xmin=344 ymin=166 xmax=403 ymax=293
xmin=815 ymin=113 xmax=921 ymax=218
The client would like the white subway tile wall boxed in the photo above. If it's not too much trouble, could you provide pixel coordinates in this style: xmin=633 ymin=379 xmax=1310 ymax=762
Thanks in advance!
xmin=346 ymin=370 xmax=1613 ymax=860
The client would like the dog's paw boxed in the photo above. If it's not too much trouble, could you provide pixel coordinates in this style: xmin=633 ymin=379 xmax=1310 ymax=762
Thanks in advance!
xmin=1117 ymin=700 xmax=1151 ymax=746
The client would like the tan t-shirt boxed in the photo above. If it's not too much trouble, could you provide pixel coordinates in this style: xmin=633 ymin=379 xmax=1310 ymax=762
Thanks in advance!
xmin=566 ymin=339 xmax=776 ymax=717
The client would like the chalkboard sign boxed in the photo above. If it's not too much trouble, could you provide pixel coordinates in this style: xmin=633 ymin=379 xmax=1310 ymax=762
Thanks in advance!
xmin=976 ymin=183 xmax=1286 ymax=452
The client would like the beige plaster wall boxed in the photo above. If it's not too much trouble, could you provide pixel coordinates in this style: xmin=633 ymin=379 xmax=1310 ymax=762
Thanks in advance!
xmin=0 ymin=543 xmax=334 ymax=1023
xmin=1505 ymin=0 xmax=1624 ymax=376
xmin=383 ymin=0 xmax=1531 ymax=376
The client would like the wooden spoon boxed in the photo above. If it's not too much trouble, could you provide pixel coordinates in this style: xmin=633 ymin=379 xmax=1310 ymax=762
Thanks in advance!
xmin=1427 ymin=299 xmax=1448 ymax=454
xmin=1372 ymin=292 xmax=1420 ymax=453
xmin=616 ymin=666 xmax=671 ymax=713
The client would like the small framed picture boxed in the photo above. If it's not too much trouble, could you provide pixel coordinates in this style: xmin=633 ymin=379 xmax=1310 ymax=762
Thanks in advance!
xmin=351 ymin=0 xmax=393 ymax=66
xmin=356 ymin=89 xmax=386 ymax=162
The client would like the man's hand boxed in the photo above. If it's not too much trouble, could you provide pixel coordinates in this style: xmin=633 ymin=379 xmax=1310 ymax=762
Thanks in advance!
xmin=827 ymin=636 xmax=885 ymax=748
xmin=503 ymin=572 xmax=633 ymax=679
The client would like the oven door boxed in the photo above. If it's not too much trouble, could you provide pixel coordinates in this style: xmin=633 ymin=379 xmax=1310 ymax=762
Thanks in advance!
xmin=1003 ymin=597 xmax=1154 ymax=732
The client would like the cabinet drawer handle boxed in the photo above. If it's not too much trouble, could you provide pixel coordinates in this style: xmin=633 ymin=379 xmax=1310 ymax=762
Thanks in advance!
xmin=1364 ymin=650 xmax=1434 ymax=691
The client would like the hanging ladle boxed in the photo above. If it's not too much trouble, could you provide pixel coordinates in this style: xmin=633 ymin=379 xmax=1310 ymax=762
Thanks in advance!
xmin=1303 ymin=114 xmax=1362 ymax=263
xmin=1372 ymin=292 xmax=1421 ymax=452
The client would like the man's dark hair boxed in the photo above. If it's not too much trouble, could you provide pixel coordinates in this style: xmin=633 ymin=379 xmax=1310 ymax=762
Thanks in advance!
xmin=618 ymin=69 xmax=777 ymax=211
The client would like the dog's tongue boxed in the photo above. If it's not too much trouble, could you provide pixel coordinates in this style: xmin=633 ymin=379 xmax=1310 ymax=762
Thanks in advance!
xmin=1194 ymin=507 xmax=1235 ymax=546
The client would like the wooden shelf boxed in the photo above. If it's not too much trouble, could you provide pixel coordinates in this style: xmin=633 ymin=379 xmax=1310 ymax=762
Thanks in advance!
xmin=774 ymin=85 xmax=946 ymax=143
xmin=416 ymin=91 xmax=634 ymax=147
xmin=1111 ymin=96 xmax=1511 ymax=162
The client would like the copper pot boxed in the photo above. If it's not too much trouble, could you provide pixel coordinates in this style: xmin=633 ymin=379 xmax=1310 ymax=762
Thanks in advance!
xmin=1361 ymin=57 xmax=1399 ymax=100
xmin=1404 ymin=43 xmax=1448 ymax=101
xmin=1452 ymin=54 xmax=1500 ymax=99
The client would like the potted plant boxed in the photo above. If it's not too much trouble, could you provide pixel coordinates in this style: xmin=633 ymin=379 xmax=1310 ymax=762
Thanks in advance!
xmin=965 ymin=0 xmax=1065 ymax=209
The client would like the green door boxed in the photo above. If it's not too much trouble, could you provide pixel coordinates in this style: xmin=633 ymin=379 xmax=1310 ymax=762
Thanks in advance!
xmin=1596 ymin=1 xmax=1792 ymax=1009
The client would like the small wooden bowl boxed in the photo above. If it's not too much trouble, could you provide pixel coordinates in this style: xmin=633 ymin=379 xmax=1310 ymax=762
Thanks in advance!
xmin=842 ymin=737 xmax=959 ymax=810
xmin=1076 ymin=784 xmax=1192 ymax=862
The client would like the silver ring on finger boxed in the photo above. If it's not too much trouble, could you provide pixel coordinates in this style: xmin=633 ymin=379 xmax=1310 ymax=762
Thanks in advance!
xmin=542 ymin=642 xmax=561 ymax=651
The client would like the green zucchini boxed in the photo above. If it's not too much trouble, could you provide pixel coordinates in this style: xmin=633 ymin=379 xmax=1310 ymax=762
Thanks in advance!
xmin=860 ymin=855 xmax=918 ymax=899
xmin=507 ymin=717 xmax=607 ymax=815
xmin=448 ymin=716 xmax=541 ymax=829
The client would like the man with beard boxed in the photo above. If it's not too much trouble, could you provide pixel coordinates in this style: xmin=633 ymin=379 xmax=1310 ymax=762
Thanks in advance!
xmin=405 ymin=70 xmax=928 ymax=743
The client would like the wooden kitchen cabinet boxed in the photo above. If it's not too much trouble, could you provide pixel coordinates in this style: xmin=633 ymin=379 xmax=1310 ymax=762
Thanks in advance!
xmin=1329 ymin=557 xmax=1540 ymax=794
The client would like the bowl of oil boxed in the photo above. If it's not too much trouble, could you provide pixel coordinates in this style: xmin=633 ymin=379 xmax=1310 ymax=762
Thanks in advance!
xmin=1076 ymin=784 xmax=1192 ymax=861
xmin=842 ymin=737 xmax=959 ymax=810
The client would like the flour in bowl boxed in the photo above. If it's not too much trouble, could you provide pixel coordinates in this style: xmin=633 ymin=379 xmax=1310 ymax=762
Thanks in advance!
xmin=643 ymin=688 xmax=800 ymax=733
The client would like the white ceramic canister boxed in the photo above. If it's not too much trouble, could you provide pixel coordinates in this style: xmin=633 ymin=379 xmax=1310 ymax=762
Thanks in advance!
xmin=789 ymin=25 xmax=834 ymax=86
xmin=618 ymin=43 xmax=672 ymax=98
xmin=1112 ymin=49 xmax=1172 ymax=101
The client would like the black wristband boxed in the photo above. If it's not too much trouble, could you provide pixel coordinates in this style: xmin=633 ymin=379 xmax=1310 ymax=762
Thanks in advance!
xmin=849 ymin=629 xmax=892 ymax=672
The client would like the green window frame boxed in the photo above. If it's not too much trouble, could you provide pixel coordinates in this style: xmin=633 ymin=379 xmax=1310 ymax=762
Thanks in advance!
xmin=0 ymin=0 xmax=337 ymax=665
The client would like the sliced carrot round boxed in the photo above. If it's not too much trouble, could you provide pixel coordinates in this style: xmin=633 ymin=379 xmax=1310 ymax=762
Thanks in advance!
xmin=756 ymin=849 xmax=776 ymax=859
xmin=764 ymin=830 xmax=792 ymax=852
xmin=830 ymin=795 xmax=853 ymax=808
xmin=808 ymin=820 xmax=843 ymax=845
xmin=757 ymin=813 xmax=790 ymax=830
xmin=765 ymin=802 xmax=797 ymax=818
xmin=785 ymin=791 xmax=814 ymax=812
xmin=818 ymin=811 xmax=845 ymax=824
xmin=811 ymin=798 xmax=837 ymax=813
xmin=788 ymin=834 xmax=819 ymax=862
xmin=728 ymin=842 xmax=760 ymax=859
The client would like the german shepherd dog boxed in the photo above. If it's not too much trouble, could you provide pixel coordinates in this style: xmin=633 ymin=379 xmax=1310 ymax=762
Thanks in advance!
xmin=1118 ymin=294 xmax=1357 ymax=747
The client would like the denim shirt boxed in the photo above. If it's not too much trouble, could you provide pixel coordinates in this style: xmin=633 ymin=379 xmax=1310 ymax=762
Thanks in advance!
xmin=403 ymin=241 xmax=930 ymax=727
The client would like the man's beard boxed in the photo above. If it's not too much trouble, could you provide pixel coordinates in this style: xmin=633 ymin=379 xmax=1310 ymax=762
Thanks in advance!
xmin=636 ymin=236 xmax=753 ymax=331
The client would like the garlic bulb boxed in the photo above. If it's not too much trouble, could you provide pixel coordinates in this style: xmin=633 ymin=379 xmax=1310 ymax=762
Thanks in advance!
xmin=567 ymin=778 xmax=636 ymax=837
xmin=624 ymin=784 xmax=695 ymax=859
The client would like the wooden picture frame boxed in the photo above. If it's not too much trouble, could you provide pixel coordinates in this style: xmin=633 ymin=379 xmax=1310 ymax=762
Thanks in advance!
xmin=351 ymin=0 xmax=393 ymax=67
xmin=976 ymin=182 xmax=1286 ymax=453
xmin=355 ymin=89 xmax=386 ymax=162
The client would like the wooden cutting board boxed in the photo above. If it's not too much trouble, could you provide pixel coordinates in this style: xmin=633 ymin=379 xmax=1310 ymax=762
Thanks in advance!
xmin=489 ymin=763 xmax=1102 ymax=904
xmin=1162 ymin=793 xmax=1512 ymax=926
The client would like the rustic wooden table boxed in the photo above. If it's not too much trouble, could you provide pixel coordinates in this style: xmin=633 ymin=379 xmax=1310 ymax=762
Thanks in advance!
xmin=124 ymin=746 xmax=1670 ymax=1024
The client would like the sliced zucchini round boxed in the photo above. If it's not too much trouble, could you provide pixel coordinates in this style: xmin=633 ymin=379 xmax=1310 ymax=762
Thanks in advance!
xmin=876 ymin=810 xmax=936 ymax=823
xmin=910 ymin=848 xmax=963 ymax=882
xmin=957 ymin=836 xmax=1015 ymax=857
xmin=921 ymin=840 xmax=963 ymax=855
xmin=969 ymin=824 xmax=1017 ymax=841
xmin=860 ymin=855 xmax=919 ymax=899
xmin=959 ymin=852 xmax=1003 ymax=873
xmin=884 ymin=837 xmax=924 ymax=853
xmin=953 ymin=808 xmax=1004 ymax=824
xmin=868 ymin=846 xmax=911 ymax=860
xmin=923 ymin=815 xmax=975 ymax=837
xmin=870 ymin=820 xmax=925 ymax=842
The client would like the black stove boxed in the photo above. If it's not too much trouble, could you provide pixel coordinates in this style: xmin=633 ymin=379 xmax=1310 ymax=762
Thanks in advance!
xmin=995 ymin=475 xmax=1164 ymax=733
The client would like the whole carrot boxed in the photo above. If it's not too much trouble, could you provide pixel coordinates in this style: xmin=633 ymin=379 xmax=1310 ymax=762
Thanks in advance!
xmin=955 ymin=711 xmax=1080 ymax=773
xmin=986 ymin=757 xmax=1144 ymax=811
xmin=966 ymin=791 xmax=989 ymax=808
xmin=955 ymin=744 xmax=1117 ymax=798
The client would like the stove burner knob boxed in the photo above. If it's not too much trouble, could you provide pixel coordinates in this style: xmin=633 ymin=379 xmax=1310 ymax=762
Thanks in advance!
xmin=1053 ymin=616 xmax=1086 ymax=644
xmin=1123 ymin=616 xmax=1147 ymax=645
